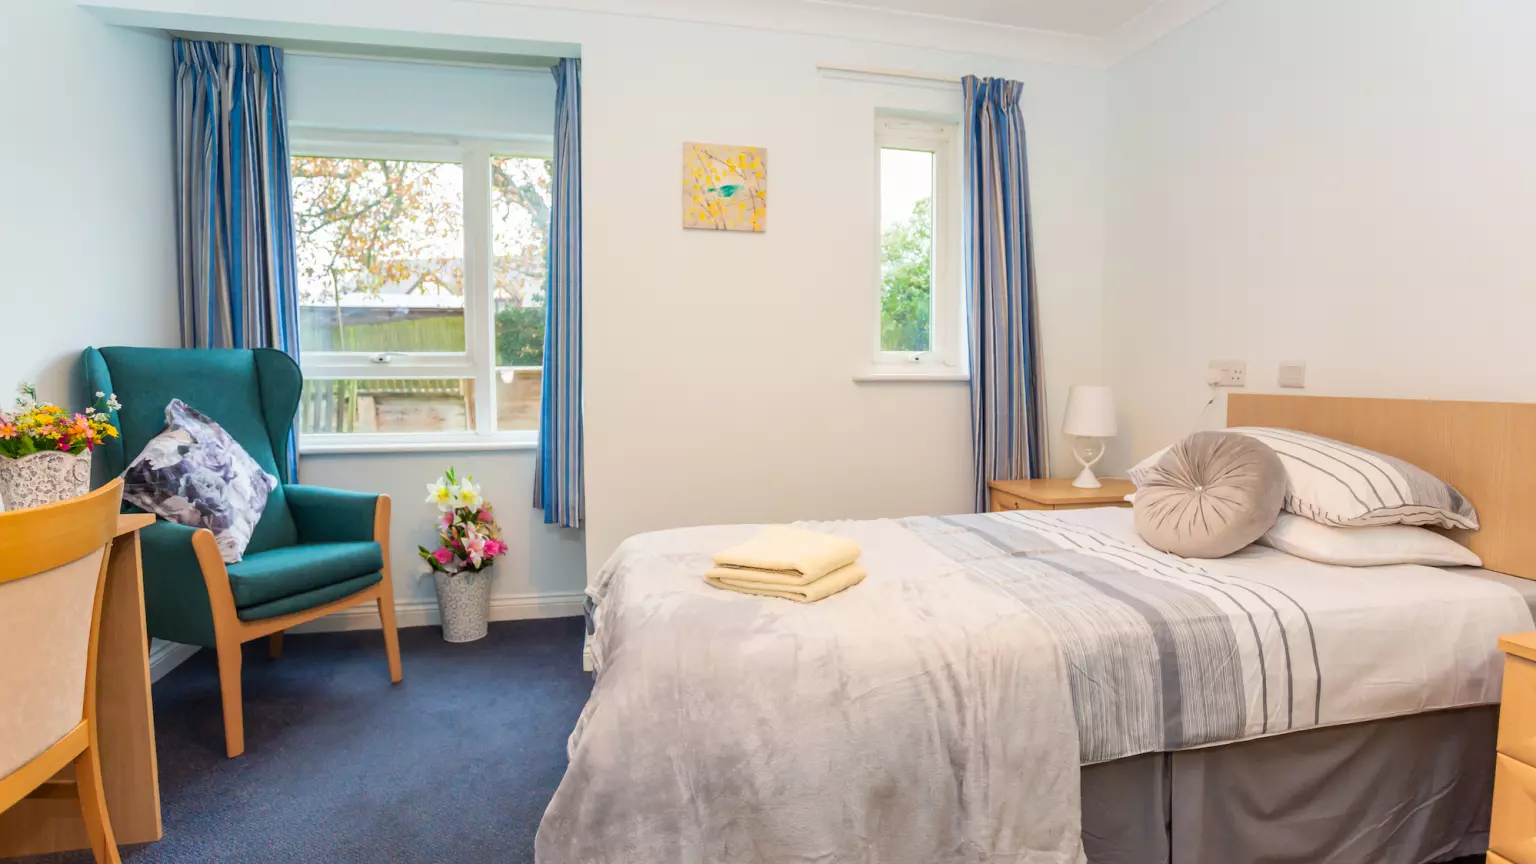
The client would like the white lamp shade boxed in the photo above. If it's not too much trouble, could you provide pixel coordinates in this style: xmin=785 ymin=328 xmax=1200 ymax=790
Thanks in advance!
xmin=1063 ymin=385 xmax=1117 ymax=438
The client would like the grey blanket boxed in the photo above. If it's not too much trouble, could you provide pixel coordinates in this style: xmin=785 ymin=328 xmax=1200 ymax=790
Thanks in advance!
xmin=537 ymin=518 xmax=1085 ymax=864
xmin=539 ymin=507 xmax=1531 ymax=863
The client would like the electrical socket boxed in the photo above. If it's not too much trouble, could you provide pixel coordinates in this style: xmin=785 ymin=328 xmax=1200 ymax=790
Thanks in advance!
xmin=1207 ymin=360 xmax=1247 ymax=388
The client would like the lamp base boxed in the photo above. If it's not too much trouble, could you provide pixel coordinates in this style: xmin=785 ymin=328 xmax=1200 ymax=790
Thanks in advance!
xmin=1072 ymin=464 xmax=1102 ymax=489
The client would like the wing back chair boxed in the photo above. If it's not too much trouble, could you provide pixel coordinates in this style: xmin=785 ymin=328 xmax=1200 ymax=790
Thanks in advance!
xmin=82 ymin=347 xmax=402 ymax=758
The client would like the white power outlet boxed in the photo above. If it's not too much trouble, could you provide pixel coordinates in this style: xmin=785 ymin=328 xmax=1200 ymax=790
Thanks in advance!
xmin=1207 ymin=360 xmax=1247 ymax=388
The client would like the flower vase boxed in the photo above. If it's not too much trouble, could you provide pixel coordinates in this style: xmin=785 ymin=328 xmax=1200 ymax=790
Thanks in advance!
xmin=0 ymin=450 xmax=92 ymax=511
xmin=434 ymin=568 xmax=492 ymax=643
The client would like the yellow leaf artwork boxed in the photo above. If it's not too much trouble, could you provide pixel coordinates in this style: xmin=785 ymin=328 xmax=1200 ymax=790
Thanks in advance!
xmin=682 ymin=142 xmax=767 ymax=232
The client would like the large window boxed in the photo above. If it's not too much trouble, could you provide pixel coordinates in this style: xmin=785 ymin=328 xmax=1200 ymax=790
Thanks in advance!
xmin=291 ymin=135 xmax=552 ymax=448
xmin=872 ymin=116 xmax=961 ymax=376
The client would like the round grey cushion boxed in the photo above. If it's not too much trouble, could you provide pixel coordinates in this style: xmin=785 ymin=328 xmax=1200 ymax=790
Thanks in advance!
xmin=1134 ymin=431 xmax=1286 ymax=559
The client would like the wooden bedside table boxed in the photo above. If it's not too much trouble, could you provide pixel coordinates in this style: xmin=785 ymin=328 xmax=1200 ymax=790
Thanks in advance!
xmin=987 ymin=478 xmax=1136 ymax=513
xmin=1490 ymin=631 xmax=1536 ymax=864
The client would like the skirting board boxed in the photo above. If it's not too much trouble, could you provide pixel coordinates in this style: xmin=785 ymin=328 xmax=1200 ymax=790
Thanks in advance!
xmin=149 ymin=640 xmax=201 ymax=683
xmin=147 ymin=591 xmax=587 ymax=681
xmin=290 ymin=591 xmax=587 ymax=633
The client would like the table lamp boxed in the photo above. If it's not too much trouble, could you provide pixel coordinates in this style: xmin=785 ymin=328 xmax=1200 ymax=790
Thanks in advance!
xmin=1063 ymin=385 xmax=1117 ymax=489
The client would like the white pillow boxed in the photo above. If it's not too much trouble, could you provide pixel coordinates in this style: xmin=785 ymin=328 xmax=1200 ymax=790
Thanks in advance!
xmin=1128 ymin=427 xmax=1479 ymax=531
xmin=1256 ymin=513 xmax=1482 ymax=568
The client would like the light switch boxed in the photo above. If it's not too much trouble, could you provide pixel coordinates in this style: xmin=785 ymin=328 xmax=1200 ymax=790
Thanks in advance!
xmin=1278 ymin=361 xmax=1306 ymax=389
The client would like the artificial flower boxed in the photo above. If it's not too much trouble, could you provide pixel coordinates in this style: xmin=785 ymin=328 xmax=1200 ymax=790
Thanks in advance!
xmin=457 ymin=477 xmax=483 ymax=511
xmin=462 ymin=527 xmax=488 ymax=568
xmin=0 ymin=385 xmax=120 ymax=459
xmin=425 ymin=478 xmax=455 ymax=510
xmin=417 ymin=466 xmax=506 ymax=576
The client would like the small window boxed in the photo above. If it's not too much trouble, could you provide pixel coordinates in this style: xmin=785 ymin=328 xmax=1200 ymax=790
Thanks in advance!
xmin=872 ymin=117 xmax=961 ymax=375
xmin=290 ymin=138 xmax=552 ymax=447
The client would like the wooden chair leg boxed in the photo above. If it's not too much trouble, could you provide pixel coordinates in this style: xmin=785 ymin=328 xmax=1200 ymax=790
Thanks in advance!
xmin=378 ymin=593 xmax=403 ymax=684
xmin=75 ymin=731 xmax=121 ymax=864
xmin=268 ymin=631 xmax=284 ymax=660
xmin=215 ymin=639 xmax=245 ymax=758
xmin=374 ymin=497 xmax=403 ymax=684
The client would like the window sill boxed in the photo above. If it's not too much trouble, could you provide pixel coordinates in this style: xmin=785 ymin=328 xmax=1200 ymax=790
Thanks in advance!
xmin=299 ymin=435 xmax=538 ymax=456
xmin=853 ymin=369 xmax=970 ymax=383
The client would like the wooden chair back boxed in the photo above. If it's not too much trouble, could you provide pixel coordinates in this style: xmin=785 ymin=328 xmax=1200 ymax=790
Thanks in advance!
xmin=0 ymin=480 xmax=123 ymax=790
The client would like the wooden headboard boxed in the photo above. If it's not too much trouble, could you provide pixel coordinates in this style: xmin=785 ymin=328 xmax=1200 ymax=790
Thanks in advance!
xmin=1227 ymin=394 xmax=1536 ymax=579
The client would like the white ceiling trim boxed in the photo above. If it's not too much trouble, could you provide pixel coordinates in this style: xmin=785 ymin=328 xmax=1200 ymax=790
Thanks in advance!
xmin=460 ymin=0 xmax=1230 ymax=69
xmin=457 ymin=0 xmax=1105 ymax=67
xmin=82 ymin=0 xmax=1231 ymax=70
xmin=1098 ymin=0 xmax=1230 ymax=66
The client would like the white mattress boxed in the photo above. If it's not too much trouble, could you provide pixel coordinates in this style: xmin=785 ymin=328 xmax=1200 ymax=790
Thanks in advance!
xmin=1052 ymin=507 xmax=1535 ymax=741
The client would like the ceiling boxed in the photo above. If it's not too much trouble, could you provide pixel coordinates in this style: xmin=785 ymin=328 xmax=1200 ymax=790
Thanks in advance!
xmin=808 ymin=0 xmax=1162 ymax=37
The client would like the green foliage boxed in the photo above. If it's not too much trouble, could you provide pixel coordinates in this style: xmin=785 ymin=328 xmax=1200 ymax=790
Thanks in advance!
xmin=880 ymin=197 xmax=933 ymax=353
xmin=496 ymin=304 xmax=546 ymax=367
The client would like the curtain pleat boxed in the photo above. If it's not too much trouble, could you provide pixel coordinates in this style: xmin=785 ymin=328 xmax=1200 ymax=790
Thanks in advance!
xmin=173 ymin=39 xmax=302 ymax=481
xmin=962 ymin=75 xmax=1047 ymax=512
xmin=534 ymin=59 xmax=584 ymax=528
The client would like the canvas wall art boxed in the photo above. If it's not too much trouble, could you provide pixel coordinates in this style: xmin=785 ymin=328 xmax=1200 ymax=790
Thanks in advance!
xmin=682 ymin=142 xmax=767 ymax=232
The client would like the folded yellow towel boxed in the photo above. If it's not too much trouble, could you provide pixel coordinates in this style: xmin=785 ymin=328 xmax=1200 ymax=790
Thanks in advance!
xmin=705 ymin=562 xmax=867 ymax=603
xmin=711 ymin=526 xmax=862 ymax=585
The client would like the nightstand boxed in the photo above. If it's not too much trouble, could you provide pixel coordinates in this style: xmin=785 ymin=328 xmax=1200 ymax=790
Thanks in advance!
xmin=987 ymin=478 xmax=1136 ymax=513
xmin=1490 ymin=631 xmax=1536 ymax=864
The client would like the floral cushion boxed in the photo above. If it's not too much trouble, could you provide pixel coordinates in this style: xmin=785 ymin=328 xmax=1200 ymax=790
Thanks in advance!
xmin=122 ymin=399 xmax=277 ymax=563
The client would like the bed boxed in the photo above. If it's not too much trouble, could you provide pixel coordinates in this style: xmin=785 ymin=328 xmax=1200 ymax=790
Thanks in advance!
xmin=537 ymin=395 xmax=1536 ymax=864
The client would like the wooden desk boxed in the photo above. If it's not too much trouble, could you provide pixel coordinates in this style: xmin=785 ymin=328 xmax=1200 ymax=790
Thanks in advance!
xmin=0 ymin=514 xmax=162 ymax=856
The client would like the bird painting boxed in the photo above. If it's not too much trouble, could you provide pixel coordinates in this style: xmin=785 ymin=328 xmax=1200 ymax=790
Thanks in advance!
xmin=682 ymin=142 xmax=767 ymax=232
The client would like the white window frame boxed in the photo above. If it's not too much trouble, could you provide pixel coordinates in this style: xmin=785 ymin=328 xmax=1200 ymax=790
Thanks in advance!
xmin=862 ymin=115 xmax=966 ymax=382
xmin=289 ymin=129 xmax=553 ymax=452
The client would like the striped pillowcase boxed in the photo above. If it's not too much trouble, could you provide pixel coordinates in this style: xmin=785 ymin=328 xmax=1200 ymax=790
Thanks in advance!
xmin=1128 ymin=428 xmax=1479 ymax=531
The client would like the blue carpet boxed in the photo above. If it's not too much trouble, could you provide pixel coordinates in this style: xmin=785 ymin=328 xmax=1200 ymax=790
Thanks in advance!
xmin=12 ymin=619 xmax=1489 ymax=864
xmin=17 ymin=617 xmax=590 ymax=864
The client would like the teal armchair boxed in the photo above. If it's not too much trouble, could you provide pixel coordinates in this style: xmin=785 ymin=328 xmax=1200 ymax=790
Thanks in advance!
xmin=83 ymin=347 xmax=402 ymax=758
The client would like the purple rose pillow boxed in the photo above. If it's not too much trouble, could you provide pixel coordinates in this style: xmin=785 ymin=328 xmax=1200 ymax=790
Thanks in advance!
xmin=122 ymin=399 xmax=278 ymax=563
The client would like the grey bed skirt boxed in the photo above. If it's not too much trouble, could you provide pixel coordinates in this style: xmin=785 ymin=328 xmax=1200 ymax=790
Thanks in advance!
xmin=1081 ymin=706 xmax=1496 ymax=864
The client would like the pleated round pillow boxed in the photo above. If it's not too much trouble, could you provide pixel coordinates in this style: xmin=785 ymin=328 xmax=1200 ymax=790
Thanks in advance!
xmin=1134 ymin=431 xmax=1286 ymax=559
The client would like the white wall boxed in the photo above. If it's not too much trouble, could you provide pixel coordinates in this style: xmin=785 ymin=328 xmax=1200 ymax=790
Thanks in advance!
xmin=578 ymin=25 xmax=1106 ymax=572
xmin=80 ymin=0 xmax=1108 ymax=583
xmin=1 ymin=0 xmax=177 ymax=408
xmin=297 ymin=450 xmax=587 ymax=621
xmin=1105 ymin=0 xmax=1536 ymax=469
xmin=285 ymin=53 xmax=555 ymax=140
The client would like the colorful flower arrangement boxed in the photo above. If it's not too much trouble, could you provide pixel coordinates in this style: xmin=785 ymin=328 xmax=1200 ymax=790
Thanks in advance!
xmin=418 ymin=467 xmax=507 ymax=575
xmin=0 ymin=383 xmax=120 ymax=459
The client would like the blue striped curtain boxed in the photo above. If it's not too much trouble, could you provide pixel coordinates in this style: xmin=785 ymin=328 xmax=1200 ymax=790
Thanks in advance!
xmin=962 ymin=76 xmax=1047 ymax=511
xmin=173 ymin=39 xmax=301 ymax=480
xmin=534 ymin=59 xmax=584 ymax=528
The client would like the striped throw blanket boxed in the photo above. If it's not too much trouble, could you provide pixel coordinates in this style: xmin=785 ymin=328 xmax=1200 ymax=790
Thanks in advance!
xmin=902 ymin=510 xmax=1318 ymax=763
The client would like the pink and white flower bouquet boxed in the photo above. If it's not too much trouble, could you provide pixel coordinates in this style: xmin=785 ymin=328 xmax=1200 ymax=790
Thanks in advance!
xmin=418 ymin=467 xmax=507 ymax=575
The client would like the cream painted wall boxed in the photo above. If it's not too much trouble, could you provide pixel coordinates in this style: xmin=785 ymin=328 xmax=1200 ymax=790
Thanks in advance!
xmin=298 ymin=451 xmax=587 ymax=614
xmin=285 ymin=53 xmax=555 ymax=140
xmin=84 ymin=0 xmax=1109 ymax=581
xmin=577 ymin=24 xmax=1106 ymax=573
xmin=1105 ymin=0 xmax=1536 ymax=469
xmin=1 ymin=0 xmax=177 ymax=408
